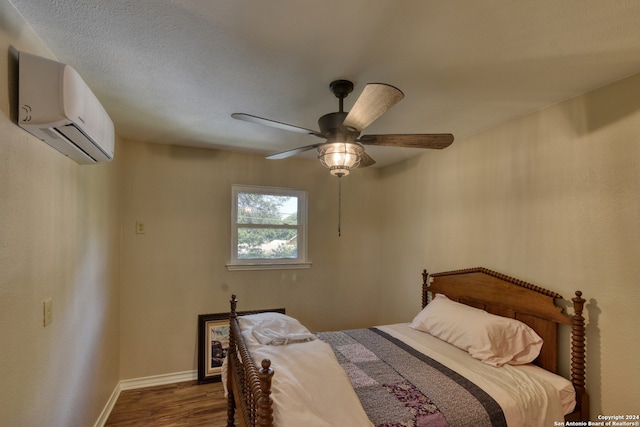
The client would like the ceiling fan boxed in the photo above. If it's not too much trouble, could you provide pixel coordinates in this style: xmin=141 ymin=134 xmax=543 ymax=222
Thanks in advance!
xmin=232 ymin=80 xmax=454 ymax=177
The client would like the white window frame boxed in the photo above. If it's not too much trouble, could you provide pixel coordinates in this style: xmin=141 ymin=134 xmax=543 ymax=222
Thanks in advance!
xmin=226 ymin=184 xmax=310 ymax=271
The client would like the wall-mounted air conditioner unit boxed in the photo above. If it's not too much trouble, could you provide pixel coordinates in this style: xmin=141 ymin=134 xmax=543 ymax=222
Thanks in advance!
xmin=18 ymin=51 xmax=115 ymax=164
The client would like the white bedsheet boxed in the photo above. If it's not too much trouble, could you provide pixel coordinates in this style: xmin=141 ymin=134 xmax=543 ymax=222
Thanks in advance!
xmin=229 ymin=319 xmax=575 ymax=427
xmin=238 ymin=325 xmax=374 ymax=427
xmin=378 ymin=323 xmax=576 ymax=427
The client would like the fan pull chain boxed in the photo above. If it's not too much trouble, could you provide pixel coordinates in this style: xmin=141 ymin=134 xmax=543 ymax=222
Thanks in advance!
xmin=338 ymin=177 xmax=342 ymax=237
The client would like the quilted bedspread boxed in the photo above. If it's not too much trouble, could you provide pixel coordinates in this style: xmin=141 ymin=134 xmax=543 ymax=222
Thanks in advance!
xmin=317 ymin=328 xmax=507 ymax=427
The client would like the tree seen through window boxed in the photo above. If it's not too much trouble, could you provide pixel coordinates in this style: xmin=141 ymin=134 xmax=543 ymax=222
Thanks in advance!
xmin=237 ymin=192 xmax=298 ymax=259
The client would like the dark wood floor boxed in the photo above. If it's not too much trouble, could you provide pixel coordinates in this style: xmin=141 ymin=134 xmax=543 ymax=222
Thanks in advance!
xmin=105 ymin=380 xmax=228 ymax=427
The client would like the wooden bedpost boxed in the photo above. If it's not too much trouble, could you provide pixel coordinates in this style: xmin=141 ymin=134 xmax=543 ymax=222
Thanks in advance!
xmin=570 ymin=291 xmax=589 ymax=421
xmin=257 ymin=359 xmax=274 ymax=426
xmin=227 ymin=294 xmax=238 ymax=427
xmin=421 ymin=269 xmax=429 ymax=308
xmin=230 ymin=294 xmax=238 ymax=319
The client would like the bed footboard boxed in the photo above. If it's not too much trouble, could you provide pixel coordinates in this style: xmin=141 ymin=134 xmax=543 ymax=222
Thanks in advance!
xmin=226 ymin=295 xmax=275 ymax=427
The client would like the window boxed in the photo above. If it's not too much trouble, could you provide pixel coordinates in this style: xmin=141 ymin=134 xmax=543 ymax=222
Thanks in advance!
xmin=227 ymin=185 xmax=310 ymax=270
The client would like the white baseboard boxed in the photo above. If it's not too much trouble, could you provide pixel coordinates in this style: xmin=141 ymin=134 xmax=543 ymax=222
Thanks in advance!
xmin=93 ymin=370 xmax=197 ymax=427
xmin=93 ymin=382 xmax=122 ymax=427
xmin=119 ymin=370 xmax=197 ymax=390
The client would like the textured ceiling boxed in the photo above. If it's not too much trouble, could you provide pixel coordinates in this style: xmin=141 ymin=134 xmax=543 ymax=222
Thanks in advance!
xmin=8 ymin=0 xmax=640 ymax=167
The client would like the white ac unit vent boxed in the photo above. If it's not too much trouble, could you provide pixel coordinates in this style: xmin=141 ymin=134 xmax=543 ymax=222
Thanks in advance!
xmin=18 ymin=51 xmax=115 ymax=164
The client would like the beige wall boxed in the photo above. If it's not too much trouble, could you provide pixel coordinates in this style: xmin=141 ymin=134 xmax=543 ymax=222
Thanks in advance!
xmin=0 ymin=2 xmax=122 ymax=426
xmin=4 ymin=0 xmax=640 ymax=421
xmin=119 ymin=140 xmax=382 ymax=379
xmin=379 ymin=72 xmax=640 ymax=417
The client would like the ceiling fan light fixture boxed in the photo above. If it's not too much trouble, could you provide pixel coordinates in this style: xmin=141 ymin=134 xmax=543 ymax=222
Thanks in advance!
xmin=233 ymin=79 xmax=454 ymax=174
xmin=317 ymin=142 xmax=363 ymax=177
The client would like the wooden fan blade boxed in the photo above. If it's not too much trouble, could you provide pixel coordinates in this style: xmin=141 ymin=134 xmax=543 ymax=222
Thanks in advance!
xmin=232 ymin=113 xmax=324 ymax=138
xmin=342 ymin=83 xmax=404 ymax=131
xmin=358 ymin=133 xmax=454 ymax=149
xmin=358 ymin=151 xmax=376 ymax=168
xmin=266 ymin=143 xmax=324 ymax=160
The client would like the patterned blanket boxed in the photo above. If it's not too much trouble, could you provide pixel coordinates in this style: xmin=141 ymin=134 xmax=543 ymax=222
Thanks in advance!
xmin=317 ymin=328 xmax=507 ymax=427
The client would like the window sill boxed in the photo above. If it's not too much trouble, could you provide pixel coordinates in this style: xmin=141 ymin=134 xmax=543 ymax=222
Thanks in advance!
xmin=225 ymin=262 xmax=312 ymax=271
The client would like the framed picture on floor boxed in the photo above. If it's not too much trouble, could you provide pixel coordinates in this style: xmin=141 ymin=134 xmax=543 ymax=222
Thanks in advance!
xmin=197 ymin=307 xmax=285 ymax=384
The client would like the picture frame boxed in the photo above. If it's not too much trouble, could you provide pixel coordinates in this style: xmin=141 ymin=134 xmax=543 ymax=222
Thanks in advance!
xmin=197 ymin=308 xmax=285 ymax=384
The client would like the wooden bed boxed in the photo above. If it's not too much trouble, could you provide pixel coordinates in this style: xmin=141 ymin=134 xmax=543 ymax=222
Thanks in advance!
xmin=225 ymin=267 xmax=589 ymax=426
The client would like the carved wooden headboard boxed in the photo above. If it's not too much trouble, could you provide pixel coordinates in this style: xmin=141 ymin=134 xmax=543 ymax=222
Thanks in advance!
xmin=421 ymin=267 xmax=588 ymax=421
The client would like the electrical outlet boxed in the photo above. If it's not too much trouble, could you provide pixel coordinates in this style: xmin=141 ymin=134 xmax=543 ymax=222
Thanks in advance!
xmin=136 ymin=221 xmax=146 ymax=234
xmin=43 ymin=299 xmax=53 ymax=327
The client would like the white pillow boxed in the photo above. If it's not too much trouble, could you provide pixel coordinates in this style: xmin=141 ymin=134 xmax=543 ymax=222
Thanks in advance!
xmin=410 ymin=294 xmax=543 ymax=367
xmin=239 ymin=312 xmax=316 ymax=346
